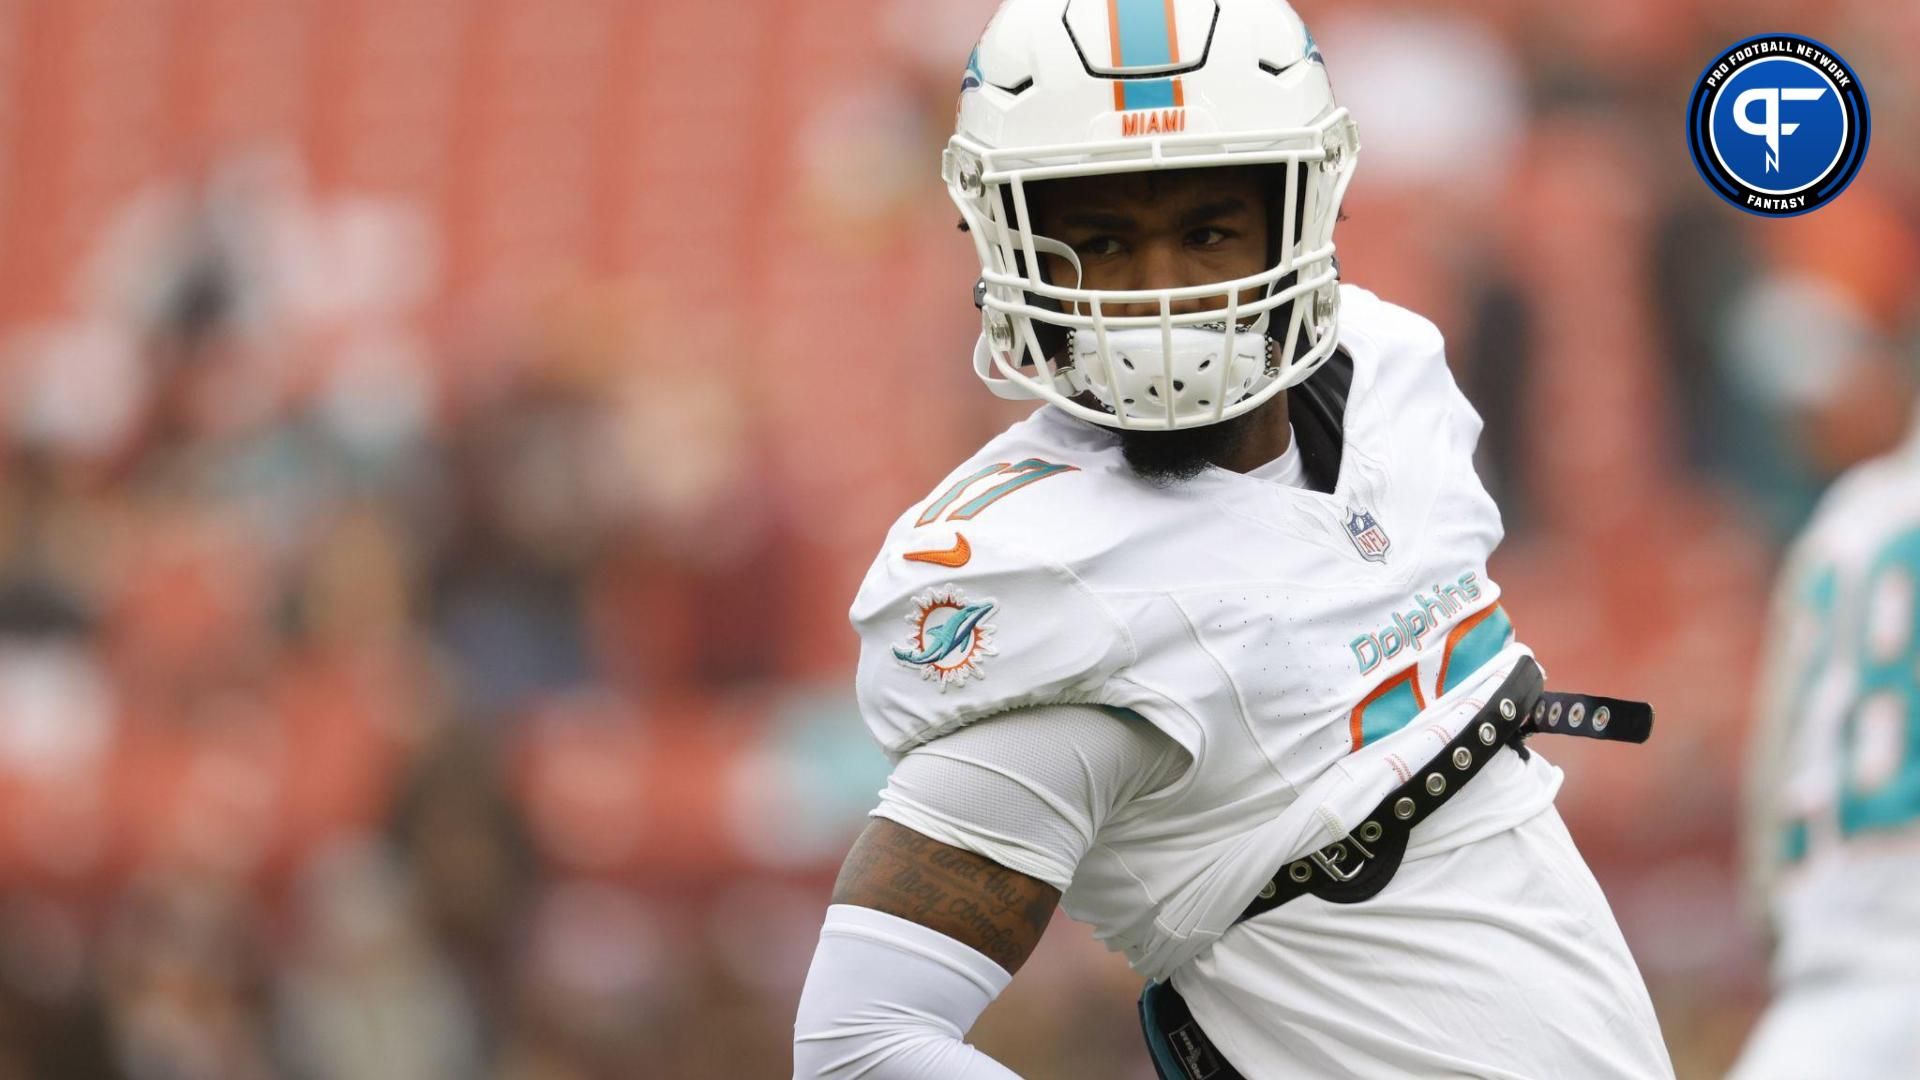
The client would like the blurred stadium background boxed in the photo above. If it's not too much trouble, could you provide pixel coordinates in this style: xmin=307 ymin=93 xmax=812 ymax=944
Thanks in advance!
xmin=0 ymin=0 xmax=1912 ymax=1076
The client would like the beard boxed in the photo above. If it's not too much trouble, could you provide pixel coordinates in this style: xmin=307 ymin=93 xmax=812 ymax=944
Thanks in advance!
xmin=1115 ymin=408 xmax=1261 ymax=487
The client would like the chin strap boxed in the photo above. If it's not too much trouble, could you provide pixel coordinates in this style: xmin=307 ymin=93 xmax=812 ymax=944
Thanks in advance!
xmin=971 ymin=228 xmax=1091 ymax=404
xmin=971 ymin=333 xmax=1041 ymax=401
xmin=971 ymin=332 xmax=1087 ymax=402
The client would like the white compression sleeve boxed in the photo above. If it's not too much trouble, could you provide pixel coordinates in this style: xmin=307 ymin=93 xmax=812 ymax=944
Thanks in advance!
xmin=873 ymin=703 xmax=1189 ymax=890
xmin=795 ymin=707 xmax=1186 ymax=1078
xmin=793 ymin=904 xmax=1022 ymax=1080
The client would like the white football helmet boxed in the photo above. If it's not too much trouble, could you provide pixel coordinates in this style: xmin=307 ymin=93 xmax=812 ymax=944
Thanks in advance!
xmin=945 ymin=0 xmax=1359 ymax=430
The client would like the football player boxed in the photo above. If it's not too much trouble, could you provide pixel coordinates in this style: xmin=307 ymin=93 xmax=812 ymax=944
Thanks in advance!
xmin=793 ymin=1 xmax=1674 ymax=1076
xmin=1732 ymin=413 xmax=1920 ymax=1078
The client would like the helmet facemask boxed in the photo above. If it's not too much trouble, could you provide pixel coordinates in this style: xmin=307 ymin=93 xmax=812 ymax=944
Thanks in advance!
xmin=948 ymin=112 xmax=1358 ymax=432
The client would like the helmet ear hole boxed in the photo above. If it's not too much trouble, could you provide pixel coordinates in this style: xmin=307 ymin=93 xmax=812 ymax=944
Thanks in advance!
xmin=990 ymin=184 xmax=1075 ymax=364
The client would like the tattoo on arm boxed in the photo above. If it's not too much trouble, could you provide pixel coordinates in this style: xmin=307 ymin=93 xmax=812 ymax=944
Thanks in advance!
xmin=830 ymin=818 xmax=1060 ymax=975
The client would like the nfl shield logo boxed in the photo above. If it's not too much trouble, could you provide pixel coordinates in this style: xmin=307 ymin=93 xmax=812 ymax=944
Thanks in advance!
xmin=1345 ymin=509 xmax=1391 ymax=563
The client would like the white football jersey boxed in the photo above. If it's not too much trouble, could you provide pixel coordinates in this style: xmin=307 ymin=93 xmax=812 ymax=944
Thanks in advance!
xmin=1746 ymin=420 xmax=1920 ymax=991
xmin=850 ymin=286 xmax=1670 ymax=1076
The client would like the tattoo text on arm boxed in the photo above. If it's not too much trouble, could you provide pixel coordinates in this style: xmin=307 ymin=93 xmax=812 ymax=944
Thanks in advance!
xmin=830 ymin=818 xmax=1060 ymax=974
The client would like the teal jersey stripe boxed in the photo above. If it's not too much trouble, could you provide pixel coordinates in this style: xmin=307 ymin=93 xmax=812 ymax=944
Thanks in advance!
xmin=1780 ymin=819 xmax=1809 ymax=864
xmin=949 ymin=459 xmax=1076 ymax=520
xmin=1441 ymin=607 xmax=1515 ymax=696
xmin=1359 ymin=677 xmax=1422 ymax=746
xmin=916 ymin=462 xmax=1006 ymax=526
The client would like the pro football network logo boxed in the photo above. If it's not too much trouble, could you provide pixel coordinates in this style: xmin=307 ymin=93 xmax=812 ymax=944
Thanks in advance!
xmin=1686 ymin=34 xmax=1869 ymax=217
xmin=1346 ymin=509 xmax=1391 ymax=564
xmin=892 ymin=585 xmax=997 ymax=690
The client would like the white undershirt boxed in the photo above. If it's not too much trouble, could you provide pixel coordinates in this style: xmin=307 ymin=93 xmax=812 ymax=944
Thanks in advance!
xmin=874 ymin=704 xmax=1188 ymax=892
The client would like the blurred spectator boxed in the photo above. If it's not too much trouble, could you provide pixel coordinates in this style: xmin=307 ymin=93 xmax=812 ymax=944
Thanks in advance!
xmin=1716 ymin=270 xmax=1915 ymax=538
xmin=274 ymin=840 xmax=482 ymax=1080
xmin=388 ymin=726 xmax=535 ymax=1039
xmin=0 ymin=891 xmax=116 ymax=1079
xmin=98 ymin=871 xmax=274 ymax=1080
xmin=493 ymin=882 xmax=665 ymax=1080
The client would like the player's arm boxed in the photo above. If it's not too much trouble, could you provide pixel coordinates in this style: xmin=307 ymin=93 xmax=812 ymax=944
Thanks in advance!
xmin=792 ymin=704 xmax=1186 ymax=1080
xmin=789 ymin=824 xmax=1055 ymax=1080
xmin=830 ymin=818 xmax=1059 ymax=973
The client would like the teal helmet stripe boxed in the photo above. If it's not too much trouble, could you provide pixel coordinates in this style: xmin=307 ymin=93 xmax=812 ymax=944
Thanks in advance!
xmin=1112 ymin=0 xmax=1176 ymax=69
xmin=1121 ymin=79 xmax=1178 ymax=110
xmin=1110 ymin=0 xmax=1180 ymax=111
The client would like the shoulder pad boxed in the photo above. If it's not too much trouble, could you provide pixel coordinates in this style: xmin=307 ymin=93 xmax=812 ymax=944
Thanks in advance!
xmin=1339 ymin=286 xmax=1446 ymax=364
xmin=849 ymin=525 xmax=1135 ymax=758
xmin=1339 ymin=285 xmax=1479 ymax=445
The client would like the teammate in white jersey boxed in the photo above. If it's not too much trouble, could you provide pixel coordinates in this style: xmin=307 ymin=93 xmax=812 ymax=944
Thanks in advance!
xmin=793 ymin=2 xmax=1673 ymax=1077
xmin=1731 ymin=417 xmax=1920 ymax=1079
